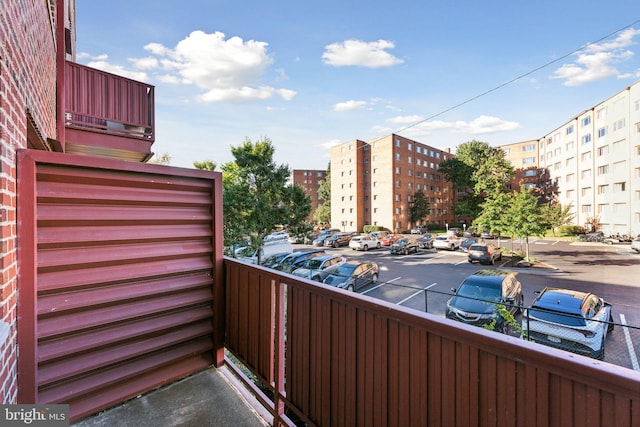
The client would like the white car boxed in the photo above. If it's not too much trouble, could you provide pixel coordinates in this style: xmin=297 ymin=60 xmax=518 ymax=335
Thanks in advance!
xmin=349 ymin=235 xmax=381 ymax=251
xmin=432 ymin=235 xmax=462 ymax=251
xmin=632 ymin=237 xmax=640 ymax=253
xmin=291 ymin=254 xmax=345 ymax=282
xmin=522 ymin=287 xmax=614 ymax=360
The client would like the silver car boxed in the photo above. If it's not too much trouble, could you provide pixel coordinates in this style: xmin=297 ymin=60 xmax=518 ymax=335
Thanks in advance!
xmin=292 ymin=254 xmax=346 ymax=282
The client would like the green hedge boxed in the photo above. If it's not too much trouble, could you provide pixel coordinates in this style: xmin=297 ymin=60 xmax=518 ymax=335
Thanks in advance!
xmin=363 ymin=225 xmax=385 ymax=234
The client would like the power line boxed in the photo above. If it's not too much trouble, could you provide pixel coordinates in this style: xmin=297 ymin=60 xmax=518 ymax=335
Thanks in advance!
xmin=388 ymin=18 xmax=640 ymax=138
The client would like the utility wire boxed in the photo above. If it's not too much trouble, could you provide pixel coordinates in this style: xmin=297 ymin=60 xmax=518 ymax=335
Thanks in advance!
xmin=384 ymin=18 xmax=640 ymax=140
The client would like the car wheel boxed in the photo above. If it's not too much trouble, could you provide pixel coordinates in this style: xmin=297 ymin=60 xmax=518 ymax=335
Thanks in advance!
xmin=490 ymin=257 xmax=495 ymax=265
xmin=333 ymin=242 xmax=339 ymax=248
xmin=468 ymin=259 xmax=473 ymax=263
xmin=376 ymin=243 xmax=381 ymax=249
xmin=347 ymin=284 xmax=354 ymax=292
xmin=498 ymin=252 xmax=503 ymax=261
xmin=312 ymin=276 xmax=320 ymax=281
xmin=363 ymin=245 xmax=369 ymax=251
xmin=450 ymin=244 xmax=455 ymax=251
xmin=404 ymin=249 xmax=408 ymax=255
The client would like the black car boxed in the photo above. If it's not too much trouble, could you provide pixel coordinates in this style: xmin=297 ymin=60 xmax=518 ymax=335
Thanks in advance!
xmin=417 ymin=233 xmax=435 ymax=249
xmin=260 ymin=252 xmax=291 ymax=268
xmin=460 ymin=237 xmax=478 ymax=252
xmin=324 ymin=232 xmax=356 ymax=248
xmin=323 ymin=260 xmax=379 ymax=292
xmin=446 ymin=270 xmax=523 ymax=333
xmin=272 ymin=249 xmax=325 ymax=273
xmin=390 ymin=238 xmax=419 ymax=255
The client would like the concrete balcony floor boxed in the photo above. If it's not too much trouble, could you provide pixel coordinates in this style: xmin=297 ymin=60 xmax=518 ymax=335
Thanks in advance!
xmin=71 ymin=366 xmax=268 ymax=427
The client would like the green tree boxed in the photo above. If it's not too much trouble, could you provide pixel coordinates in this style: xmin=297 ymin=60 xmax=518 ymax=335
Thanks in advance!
xmin=193 ymin=160 xmax=217 ymax=171
xmin=409 ymin=190 xmax=430 ymax=225
xmin=221 ymin=137 xmax=311 ymax=262
xmin=313 ymin=165 xmax=331 ymax=225
xmin=440 ymin=140 xmax=514 ymax=217
xmin=503 ymin=188 xmax=547 ymax=260
xmin=544 ymin=202 xmax=575 ymax=236
xmin=473 ymin=192 xmax=513 ymax=239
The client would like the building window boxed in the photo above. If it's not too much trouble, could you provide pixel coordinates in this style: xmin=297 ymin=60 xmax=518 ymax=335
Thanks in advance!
xmin=613 ymin=118 xmax=625 ymax=130
xmin=582 ymin=204 xmax=592 ymax=214
xmin=566 ymin=141 xmax=574 ymax=151
xmin=395 ymin=194 xmax=401 ymax=201
xmin=581 ymin=187 xmax=591 ymax=197
xmin=566 ymin=157 xmax=574 ymax=167
xmin=597 ymin=145 xmax=609 ymax=156
xmin=566 ymin=173 xmax=575 ymax=183
xmin=523 ymin=169 xmax=537 ymax=177
xmin=395 ymin=139 xmax=401 ymax=147
xmin=408 ymin=170 xmax=413 ymax=177
xmin=613 ymin=182 xmax=626 ymax=192
xmin=408 ymin=182 xmax=413 ymax=189
xmin=597 ymin=184 xmax=609 ymax=194
xmin=408 ymin=143 xmax=413 ymax=151
xmin=566 ymin=125 xmax=574 ymax=135
xmin=597 ymin=127 xmax=606 ymax=138
xmin=503 ymin=148 xmax=511 ymax=155
xmin=582 ymin=134 xmax=592 ymax=144
xmin=395 ymin=153 xmax=401 ymax=161
xmin=582 ymin=116 xmax=591 ymax=126
xmin=395 ymin=167 xmax=401 ymax=174
xmin=581 ymin=151 xmax=591 ymax=162
xmin=522 ymin=144 xmax=536 ymax=152
xmin=408 ymin=156 xmax=412 ymax=164
xmin=522 ymin=157 xmax=536 ymax=165
xmin=396 ymin=181 xmax=401 ymax=188
xmin=524 ymin=183 xmax=536 ymax=190
xmin=581 ymin=169 xmax=591 ymax=180
xmin=597 ymin=165 xmax=609 ymax=175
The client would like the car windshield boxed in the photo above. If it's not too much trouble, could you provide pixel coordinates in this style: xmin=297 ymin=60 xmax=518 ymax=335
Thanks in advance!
xmin=529 ymin=308 xmax=587 ymax=327
xmin=332 ymin=264 xmax=358 ymax=276
xmin=395 ymin=239 xmax=408 ymax=244
xmin=303 ymin=259 xmax=325 ymax=269
xmin=456 ymin=283 xmax=501 ymax=303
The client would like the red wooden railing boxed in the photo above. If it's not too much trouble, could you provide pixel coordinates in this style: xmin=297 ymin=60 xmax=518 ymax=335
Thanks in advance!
xmin=64 ymin=61 xmax=154 ymax=141
xmin=224 ymin=258 xmax=640 ymax=427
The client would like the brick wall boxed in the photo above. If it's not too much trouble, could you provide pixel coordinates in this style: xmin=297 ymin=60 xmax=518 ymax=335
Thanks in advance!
xmin=0 ymin=0 xmax=58 ymax=403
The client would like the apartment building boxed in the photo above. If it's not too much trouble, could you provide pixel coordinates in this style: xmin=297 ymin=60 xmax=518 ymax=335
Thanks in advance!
xmin=331 ymin=134 xmax=454 ymax=233
xmin=292 ymin=169 xmax=327 ymax=219
xmin=500 ymin=81 xmax=640 ymax=236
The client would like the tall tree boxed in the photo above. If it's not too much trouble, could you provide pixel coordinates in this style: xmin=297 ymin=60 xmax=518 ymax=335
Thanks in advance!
xmin=544 ymin=202 xmax=575 ymax=236
xmin=221 ymin=137 xmax=311 ymax=261
xmin=193 ymin=160 xmax=217 ymax=171
xmin=503 ymin=188 xmax=547 ymax=260
xmin=409 ymin=190 xmax=431 ymax=225
xmin=439 ymin=140 xmax=514 ymax=218
xmin=313 ymin=164 xmax=331 ymax=225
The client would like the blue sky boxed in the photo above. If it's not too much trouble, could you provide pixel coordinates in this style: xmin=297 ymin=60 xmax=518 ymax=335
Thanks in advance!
xmin=76 ymin=1 xmax=640 ymax=170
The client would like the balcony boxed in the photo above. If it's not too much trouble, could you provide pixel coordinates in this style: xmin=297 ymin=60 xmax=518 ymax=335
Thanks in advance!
xmin=64 ymin=61 xmax=155 ymax=162
xmin=75 ymin=258 xmax=640 ymax=426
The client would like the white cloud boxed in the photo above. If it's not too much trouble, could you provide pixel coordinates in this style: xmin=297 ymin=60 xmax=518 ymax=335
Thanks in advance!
xmin=551 ymin=28 xmax=640 ymax=86
xmin=388 ymin=115 xmax=520 ymax=138
xmin=322 ymin=39 xmax=403 ymax=68
xmin=333 ymin=100 xmax=368 ymax=112
xmin=80 ymin=31 xmax=296 ymax=103
xmin=320 ymin=139 xmax=343 ymax=150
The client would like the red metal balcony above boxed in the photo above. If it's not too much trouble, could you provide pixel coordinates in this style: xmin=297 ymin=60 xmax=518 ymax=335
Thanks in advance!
xmin=64 ymin=61 xmax=155 ymax=162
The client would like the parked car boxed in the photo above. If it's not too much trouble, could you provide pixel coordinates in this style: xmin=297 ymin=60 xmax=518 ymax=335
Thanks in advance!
xmin=433 ymin=235 xmax=462 ymax=251
xmin=446 ymin=227 xmax=463 ymax=237
xmin=237 ymin=240 xmax=293 ymax=264
xmin=273 ymin=249 xmax=325 ymax=273
xmin=323 ymin=232 xmax=355 ymax=248
xmin=260 ymin=252 xmax=291 ymax=268
xmin=480 ymin=231 xmax=496 ymax=239
xmin=349 ymin=235 xmax=381 ymax=251
xmin=380 ymin=233 xmax=401 ymax=246
xmin=522 ymin=287 xmax=614 ymax=360
xmin=323 ymin=260 xmax=379 ymax=292
xmin=460 ymin=237 xmax=478 ymax=252
xmin=411 ymin=225 xmax=429 ymax=234
xmin=446 ymin=270 xmax=523 ymax=333
xmin=312 ymin=229 xmax=341 ymax=246
xmin=467 ymin=243 xmax=502 ymax=265
xmin=631 ymin=237 xmax=640 ymax=253
xmin=292 ymin=254 xmax=346 ymax=282
xmin=390 ymin=238 xmax=419 ymax=255
xmin=417 ymin=233 xmax=435 ymax=249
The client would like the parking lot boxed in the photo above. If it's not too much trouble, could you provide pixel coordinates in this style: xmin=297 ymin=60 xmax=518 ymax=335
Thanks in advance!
xmin=291 ymin=237 xmax=640 ymax=370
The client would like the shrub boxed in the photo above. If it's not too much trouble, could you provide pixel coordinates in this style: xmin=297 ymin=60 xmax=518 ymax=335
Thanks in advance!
xmin=363 ymin=225 xmax=385 ymax=234
xmin=556 ymin=225 xmax=584 ymax=236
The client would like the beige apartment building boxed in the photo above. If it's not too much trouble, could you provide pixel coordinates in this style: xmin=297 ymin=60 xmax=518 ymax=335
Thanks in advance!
xmin=501 ymin=81 xmax=640 ymax=236
xmin=330 ymin=134 xmax=455 ymax=233
xmin=292 ymin=169 xmax=327 ymax=220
